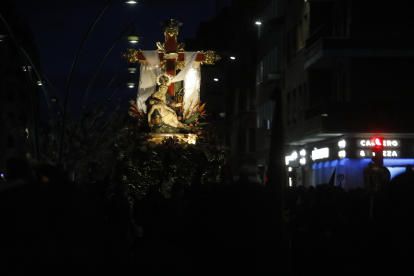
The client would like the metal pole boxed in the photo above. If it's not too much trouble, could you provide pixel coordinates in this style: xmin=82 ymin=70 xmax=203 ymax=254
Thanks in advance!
xmin=58 ymin=0 xmax=114 ymax=164
xmin=82 ymin=19 xmax=138 ymax=108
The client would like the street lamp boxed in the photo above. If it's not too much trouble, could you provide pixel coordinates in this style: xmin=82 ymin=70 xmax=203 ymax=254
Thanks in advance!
xmin=127 ymin=82 xmax=136 ymax=88
xmin=83 ymin=19 xmax=139 ymax=108
xmin=127 ymin=64 xmax=137 ymax=73
xmin=126 ymin=24 xmax=141 ymax=44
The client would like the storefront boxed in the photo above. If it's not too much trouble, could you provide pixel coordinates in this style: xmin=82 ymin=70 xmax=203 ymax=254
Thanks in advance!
xmin=286 ymin=135 xmax=414 ymax=190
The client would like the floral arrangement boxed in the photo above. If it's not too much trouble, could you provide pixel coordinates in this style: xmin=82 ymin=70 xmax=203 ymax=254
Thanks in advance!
xmin=114 ymin=96 xmax=228 ymax=198
xmin=115 ymin=131 xmax=228 ymax=198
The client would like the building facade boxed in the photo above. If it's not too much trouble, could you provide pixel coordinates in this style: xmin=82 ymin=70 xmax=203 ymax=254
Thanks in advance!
xmin=281 ymin=0 xmax=414 ymax=190
xmin=0 ymin=0 xmax=39 ymax=178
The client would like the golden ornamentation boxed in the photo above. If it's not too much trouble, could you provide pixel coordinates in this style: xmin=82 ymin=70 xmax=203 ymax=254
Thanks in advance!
xmin=176 ymin=43 xmax=185 ymax=52
xmin=164 ymin=26 xmax=179 ymax=41
xmin=156 ymin=42 xmax=166 ymax=52
xmin=200 ymin=50 xmax=221 ymax=65
xmin=160 ymin=60 xmax=166 ymax=70
xmin=156 ymin=72 xmax=173 ymax=86
xmin=163 ymin=52 xmax=178 ymax=59
xmin=176 ymin=61 xmax=185 ymax=70
xmin=144 ymin=133 xmax=197 ymax=145
xmin=122 ymin=48 xmax=140 ymax=63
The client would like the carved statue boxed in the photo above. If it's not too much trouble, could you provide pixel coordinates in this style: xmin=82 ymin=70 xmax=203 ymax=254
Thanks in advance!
xmin=147 ymin=84 xmax=188 ymax=133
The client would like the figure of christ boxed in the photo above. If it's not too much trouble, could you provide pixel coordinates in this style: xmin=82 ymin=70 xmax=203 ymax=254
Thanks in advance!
xmin=147 ymin=85 xmax=189 ymax=133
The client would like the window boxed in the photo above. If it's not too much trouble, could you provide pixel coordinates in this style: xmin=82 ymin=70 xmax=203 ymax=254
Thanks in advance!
xmin=257 ymin=101 xmax=275 ymax=129
xmin=256 ymin=47 xmax=277 ymax=83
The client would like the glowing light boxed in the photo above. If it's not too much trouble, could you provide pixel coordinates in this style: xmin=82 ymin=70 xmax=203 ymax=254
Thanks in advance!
xmin=37 ymin=81 xmax=42 ymax=86
xmin=300 ymin=149 xmax=306 ymax=156
xmin=127 ymin=36 xmax=139 ymax=43
xmin=285 ymin=156 xmax=290 ymax=165
xmin=125 ymin=1 xmax=138 ymax=4
xmin=255 ymin=21 xmax=262 ymax=25
xmin=338 ymin=140 xmax=346 ymax=148
xmin=338 ymin=150 xmax=346 ymax=158
xmin=285 ymin=151 xmax=299 ymax=165
xmin=127 ymin=67 xmax=137 ymax=73
xmin=21 ymin=65 xmax=32 ymax=71
xmin=358 ymin=139 xmax=399 ymax=147
xmin=300 ymin=158 xmax=306 ymax=165
xmin=312 ymin=147 xmax=329 ymax=161
xmin=214 ymin=78 xmax=219 ymax=81
xmin=230 ymin=56 xmax=236 ymax=60
xmin=289 ymin=178 xmax=292 ymax=186
xmin=288 ymin=167 xmax=292 ymax=172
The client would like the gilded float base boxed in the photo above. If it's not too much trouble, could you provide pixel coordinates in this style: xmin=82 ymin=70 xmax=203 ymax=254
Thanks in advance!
xmin=143 ymin=133 xmax=197 ymax=145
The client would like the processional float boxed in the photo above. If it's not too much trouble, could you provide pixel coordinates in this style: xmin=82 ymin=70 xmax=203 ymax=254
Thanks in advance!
xmin=117 ymin=19 xmax=226 ymax=197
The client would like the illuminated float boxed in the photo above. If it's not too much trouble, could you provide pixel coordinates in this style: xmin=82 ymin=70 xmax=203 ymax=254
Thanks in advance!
xmin=115 ymin=19 xmax=226 ymax=197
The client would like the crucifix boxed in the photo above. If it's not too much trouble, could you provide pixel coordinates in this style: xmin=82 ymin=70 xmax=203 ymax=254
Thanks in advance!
xmin=122 ymin=19 xmax=220 ymax=100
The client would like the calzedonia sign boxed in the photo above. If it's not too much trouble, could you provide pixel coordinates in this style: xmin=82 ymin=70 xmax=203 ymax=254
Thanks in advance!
xmin=356 ymin=138 xmax=400 ymax=158
xmin=357 ymin=139 xmax=400 ymax=147
xmin=357 ymin=149 xmax=401 ymax=158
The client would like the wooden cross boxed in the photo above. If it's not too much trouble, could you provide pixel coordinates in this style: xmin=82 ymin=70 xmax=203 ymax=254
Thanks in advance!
xmin=122 ymin=19 xmax=220 ymax=98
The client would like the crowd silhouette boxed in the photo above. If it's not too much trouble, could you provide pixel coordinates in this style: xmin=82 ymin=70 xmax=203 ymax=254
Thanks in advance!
xmin=1 ymin=158 xmax=414 ymax=275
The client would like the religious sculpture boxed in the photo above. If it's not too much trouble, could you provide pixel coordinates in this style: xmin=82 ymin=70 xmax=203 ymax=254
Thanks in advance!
xmin=122 ymin=18 xmax=220 ymax=137
xmin=146 ymin=73 xmax=189 ymax=133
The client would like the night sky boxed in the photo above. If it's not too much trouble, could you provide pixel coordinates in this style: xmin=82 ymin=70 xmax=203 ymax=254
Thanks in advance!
xmin=10 ymin=0 xmax=230 ymax=116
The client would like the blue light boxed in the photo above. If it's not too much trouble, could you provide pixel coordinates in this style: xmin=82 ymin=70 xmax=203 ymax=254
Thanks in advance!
xmin=388 ymin=167 xmax=407 ymax=179
xmin=331 ymin=160 xmax=338 ymax=167
xmin=339 ymin=158 xmax=349 ymax=166
xmin=324 ymin=161 xmax=330 ymax=168
xmin=383 ymin=158 xmax=414 ymax=166
xmin=312 ymin=163 xmax=317 ymax=169
xmin=318 ymin=163 xmax=323 ymax=169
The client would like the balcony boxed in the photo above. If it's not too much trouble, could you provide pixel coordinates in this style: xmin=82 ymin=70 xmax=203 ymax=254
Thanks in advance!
xmin=285 ymin=101 xmax=414 ymax=145
xmin=305 ymin=24 xmax=414 ymax=69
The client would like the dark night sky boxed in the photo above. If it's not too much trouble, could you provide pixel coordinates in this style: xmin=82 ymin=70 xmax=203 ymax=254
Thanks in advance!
xmin=10 ymin=0 xmax=230 ymax=115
